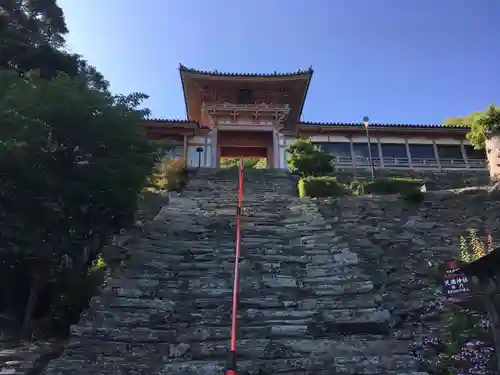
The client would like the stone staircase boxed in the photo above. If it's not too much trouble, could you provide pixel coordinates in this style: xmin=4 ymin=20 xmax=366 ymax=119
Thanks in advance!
xmin=45 ymin=168 xmax=425 ymax=375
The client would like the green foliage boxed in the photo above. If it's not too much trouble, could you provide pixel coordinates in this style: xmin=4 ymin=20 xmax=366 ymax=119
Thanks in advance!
xmin=220 ymin=157 xmax=267 ymax=169
xmin=415 ymin=305 xmax=494 ymax=374
xmin=35 ymin=255 xmax=107 ymax=339
xmin=298 ymin=176 xmax=348 ymax=197
xmin=467 ymin=104 xmax=500 ymax=149
xmin=286 ymin=138 xmax=334 ymax=177
xmin=163 ymin=158 xmax=188 ymax=192
xmin=353 ymin=177 xmax=423 ymax=195
xmin=446 ymin=104 xmax=500 ymax=149
xmin=444 ymin=111 xmax=484 ymax=127
xmin=0 ymin=0 xmax=108 ymax=88
xmin=0 ymin=69 xmax=158 ymax=337
xmin=298 ymin=176 xmax=426 ymax=198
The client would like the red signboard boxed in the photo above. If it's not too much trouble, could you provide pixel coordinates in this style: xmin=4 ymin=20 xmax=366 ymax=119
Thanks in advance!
xmin=443 ymin=260 xmax=472 ymax=301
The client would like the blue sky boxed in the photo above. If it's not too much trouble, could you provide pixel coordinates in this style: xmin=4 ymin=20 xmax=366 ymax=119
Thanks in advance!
xmin=59 ymin=0 xmax=499 ymax=124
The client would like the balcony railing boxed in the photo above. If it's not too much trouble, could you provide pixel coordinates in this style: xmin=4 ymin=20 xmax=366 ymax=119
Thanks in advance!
xmin=330 ymin=156 xmax=487 ymax=169
xmin=468 ymin=158 xmax=488 ymax=168
xmin=381 ymin=157 xmax=410 ymax=167
xmin=203 ymin=102 xmax=290 ymax=112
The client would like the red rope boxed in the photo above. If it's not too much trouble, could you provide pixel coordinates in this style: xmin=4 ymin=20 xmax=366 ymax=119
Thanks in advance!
xmin=226 ymin=158 xmax=244 ymax=375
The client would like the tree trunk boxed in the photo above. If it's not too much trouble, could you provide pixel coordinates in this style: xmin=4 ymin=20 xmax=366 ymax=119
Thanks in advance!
xmin=20 ymin=264 xmax=48 ymax=341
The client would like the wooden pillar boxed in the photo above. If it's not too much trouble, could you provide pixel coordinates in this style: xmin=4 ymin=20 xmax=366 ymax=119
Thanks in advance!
xmin=377 ymin=139 xmax=384 ymax=168
xmin=216 ymin=145 xmax=221 ymax=168
xmin=404 ymin=139 xmax=412 ymax=168
xmin=460 ymin=140 xmax=470 ymax=168
xmin=348 ymin=136 xmax=356 ymax=179
xmin=183 ymin=135 xmax=188 ymax=167
xmin=272 ymin=128 xmax=279 ymax=169
xmin=267 ymin=146 xmax=273 ymax=168
xmin=433 ymin=140 xmax=442 ymax=170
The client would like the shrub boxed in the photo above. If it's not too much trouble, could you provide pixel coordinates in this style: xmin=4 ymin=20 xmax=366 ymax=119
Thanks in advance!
xmin=33 ymin=256 xmax=107 ymax=339
xmin=358 ymin=177 xmax=424 ymax=195
xmin=164 ymin=158 xmax=188 ymax=192
xmin=286 ymin=138 xmax=334 ymax=177
xmin=466 ymin=104 xmax=500 ymax=149
xmin=412 ymin=307 xmax=494 ymax=374
xmin=299 ymin=176 xmax=348 ymax=197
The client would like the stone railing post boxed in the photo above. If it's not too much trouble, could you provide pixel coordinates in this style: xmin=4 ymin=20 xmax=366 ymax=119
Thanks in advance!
xmin=485 ymin=135 xmax=500 ymax=182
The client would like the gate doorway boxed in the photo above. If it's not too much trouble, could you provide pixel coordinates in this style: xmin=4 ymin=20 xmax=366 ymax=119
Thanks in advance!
xmin=219 ymin=146 xmax=269 ymax=169
xmin=220 ymin=157 xmax=267 ymax=169
xmin=216 ymin=130 xmax=274 ymax=168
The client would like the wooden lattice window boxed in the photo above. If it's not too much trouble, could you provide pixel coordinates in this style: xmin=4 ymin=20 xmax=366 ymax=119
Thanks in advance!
xmin=237 ymin=89 xmax=254 ymax=104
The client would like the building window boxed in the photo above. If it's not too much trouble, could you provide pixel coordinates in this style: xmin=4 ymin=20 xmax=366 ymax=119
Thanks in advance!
xmin=464 ymin=145 xmax=486 ymax=168
xmin=237 ymin=89 xmax=254 ymax=104
xmin=437 ymin=144 xmax=465 ymax=167
xmin=315 ymin=142 xmax=351 ymax=156
xmin=352 ymin=142 xmax=380 ymax=166
xmin=437 ymin=144 xmax=462 ymax=159
xmin=314 ymin=142 xmax=351 ymax=165
xmin=380 ymin=143 xmax=408 ymax=166
xmin=464 ymin=145 xmax=486 ymax=160
xmin=408 ymin=144 xmax=436 ymax=166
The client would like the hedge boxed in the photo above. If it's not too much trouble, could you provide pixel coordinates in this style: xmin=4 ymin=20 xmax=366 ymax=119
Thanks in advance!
xmin=358 ymin=177 xmax=424 ymax=195
xmin=298 ymin=176 xmax=348 ymax=197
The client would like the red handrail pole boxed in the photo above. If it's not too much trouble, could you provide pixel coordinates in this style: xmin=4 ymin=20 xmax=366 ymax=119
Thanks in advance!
xmin=226 ymin=158 xmax=244 ymax=375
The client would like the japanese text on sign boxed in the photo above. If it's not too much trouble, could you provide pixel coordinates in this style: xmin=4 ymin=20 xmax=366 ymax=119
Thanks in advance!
xmin=442 ymin=260 xmax=472 ymax=301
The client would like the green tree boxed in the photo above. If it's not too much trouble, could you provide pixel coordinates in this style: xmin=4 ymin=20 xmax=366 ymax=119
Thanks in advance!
xmin=465 ymin=104 xmax=500 ymax=149
xmin=286 ymin=138 xmax=334 ymax=177
xmin=0 ymin=0 xmax=108 ymax=89
xmin=0 ymin=69 xmax=160 ymax=337
xmin=443 ymin=112 xmax=484 ymax=126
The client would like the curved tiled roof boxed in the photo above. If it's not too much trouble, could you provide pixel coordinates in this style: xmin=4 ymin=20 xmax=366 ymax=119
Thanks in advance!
xmin=299 ymin=121 xmax=471 ymax=129
xmin=148 ymin=118 xmax=196 ymax=124
xmin=179 ymin=63 xmax=314 ymax=78
xmin=144 ymin=118 xmax=200 ymax=128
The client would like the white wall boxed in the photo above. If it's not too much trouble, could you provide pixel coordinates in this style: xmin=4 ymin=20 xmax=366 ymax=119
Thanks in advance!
xmin=281 ymin=136 xmax=295 ymax=169
xmin=187 ymin=135 xmax=213 ymax=167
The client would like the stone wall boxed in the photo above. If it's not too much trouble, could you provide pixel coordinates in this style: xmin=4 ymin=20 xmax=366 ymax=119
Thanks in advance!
xmin=334 ymin=168 xmax=490 ymax=190
xmin=317 ymin=188 xmax=500 ymax=341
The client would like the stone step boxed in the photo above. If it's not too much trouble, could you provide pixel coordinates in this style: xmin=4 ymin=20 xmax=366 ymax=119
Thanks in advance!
xmin=85 ymin=306 xmax=389 ymax=331
xmin=45 ymin=172 xmax=420 ymax=375
xmin=61 ymin=337 xmax=415 ymax=360
xmin=113 ymin=266 xmax=369 ymax=282
xmin=46 ymin=354 xmax=422 ymax=375
xmin=91 ymin=295 xmax=377 ymax=312
xmin=102 ymin=275 xmax=373 ymax=298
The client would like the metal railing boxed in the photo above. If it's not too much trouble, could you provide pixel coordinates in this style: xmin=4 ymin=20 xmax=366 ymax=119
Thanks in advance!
xmin=330 ymin=156 xmax=487 ymax=169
